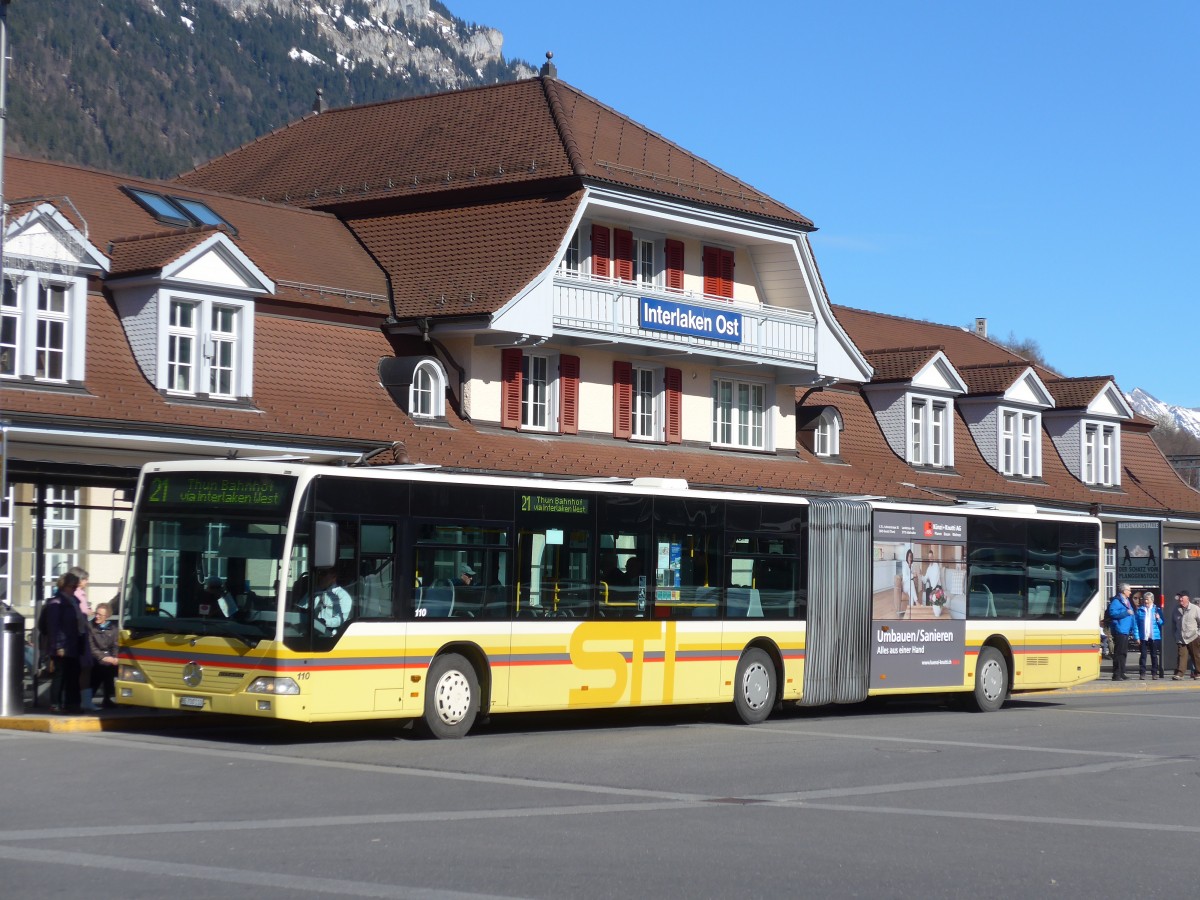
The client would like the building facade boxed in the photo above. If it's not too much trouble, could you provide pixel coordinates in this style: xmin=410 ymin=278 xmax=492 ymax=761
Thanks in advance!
xmin=4 ymin=68 xmax=1199 ymax=628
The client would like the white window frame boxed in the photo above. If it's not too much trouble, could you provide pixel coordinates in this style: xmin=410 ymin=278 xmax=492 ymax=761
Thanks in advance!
xmin=999 ymin=408 xmax=1041 ymax=477
xmin=521 ymin=352 xmax=559 ymax=432
xmin=207 ymin=304 xmax=239 ymax=398
xmin=633 ymin=237 xmax=656 ymax=288
xmin=1 ymin=277 xmax=19 ymax=378
xmin=0 ymin=486 xmax=12 ymax=610
xmin=158 ymin=292 xmax=253 ymax=399
xmin=813 ymin=409 xmax=841 ymax=458
xmin=1084 ymin=422 xmax=1118 ymax=487
xmin=712 ymin=377 xmax=770 ymax=451
xmin=1082 ymin=420 xmax=1119 ymax=486
xmin=631 ymin=365 xmax=663 ymax=441
xmin=0 ymin=272 xmax=87 ymax=383
xmin=908 ymin=394 xmax=953 ymax=468
xmin=167 ymin=299 xmax=198 ymax=393
xmin=559 ymin=229 xmax=581 ymax=276
xmin=410 ymin=358 xmax=447 ymax=419
xmin=43 ymin=486 xmax=80 ymax=594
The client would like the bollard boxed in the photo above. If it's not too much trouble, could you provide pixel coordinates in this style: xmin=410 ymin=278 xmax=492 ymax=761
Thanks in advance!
xmin=0 ymin=610 xmax=25 ymax=717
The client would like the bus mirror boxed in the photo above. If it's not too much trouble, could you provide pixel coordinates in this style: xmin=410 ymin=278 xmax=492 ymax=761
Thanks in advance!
xmin=111 ymin=518 xmax=126 ymax=554
xmin=314 ymin=521 xmax=338 ymax=569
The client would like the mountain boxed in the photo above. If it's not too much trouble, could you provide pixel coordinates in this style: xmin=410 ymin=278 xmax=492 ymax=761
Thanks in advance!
xmin=1127 ymin=388 xmax=1200 ymax=441
xmin=3 ymin=0 xmax=534 ymax=180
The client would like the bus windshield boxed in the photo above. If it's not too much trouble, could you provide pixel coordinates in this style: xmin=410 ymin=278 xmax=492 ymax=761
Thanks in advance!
xmin=120 ymin=472 xmax=296 ymax=643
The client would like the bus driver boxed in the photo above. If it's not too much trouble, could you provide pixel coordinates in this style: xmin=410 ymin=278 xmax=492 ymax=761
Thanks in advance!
xmin=299 ymin=567 xmax=352 ymax=635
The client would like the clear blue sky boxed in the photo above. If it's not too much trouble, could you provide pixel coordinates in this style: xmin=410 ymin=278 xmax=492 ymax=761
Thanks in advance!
xmin=449 ymin=0 xmax=1199 ymax=408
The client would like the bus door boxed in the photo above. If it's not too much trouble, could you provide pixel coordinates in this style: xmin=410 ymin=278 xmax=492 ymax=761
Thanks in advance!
xmin=509 ymin=492 xmax=595 ymax=709
xmin=801 ymin=499 xmax=872 ymax=706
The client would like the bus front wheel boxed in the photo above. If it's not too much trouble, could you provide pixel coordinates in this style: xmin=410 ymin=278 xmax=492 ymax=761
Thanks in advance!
xmin=733 ymin=648 xmax=776 ymax=724
xmin=972 ymin=647 xmax=1008 ymax=713
xmin=422 ymin=653 xmax=480 ymax=739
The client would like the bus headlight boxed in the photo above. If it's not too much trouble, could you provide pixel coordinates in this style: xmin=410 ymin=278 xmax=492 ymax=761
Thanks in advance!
xmin=246 ymin=676 xmax=300 ymax=695
xmin=118 ymin=665 xmax=148 ymax=683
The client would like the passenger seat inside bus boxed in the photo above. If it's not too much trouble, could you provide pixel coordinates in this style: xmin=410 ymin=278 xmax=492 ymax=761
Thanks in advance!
xmin=421 ymin=579 xmax=455 ymax=617
xmin=726 ymin=588 xmax=763 ymax=618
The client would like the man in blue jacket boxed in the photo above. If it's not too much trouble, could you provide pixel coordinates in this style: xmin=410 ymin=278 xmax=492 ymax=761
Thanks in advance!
xmin=1134 ymin=591 xmax=1164 ymax=679
xmin=1107 ymin=584 xmax=1137 ymax=680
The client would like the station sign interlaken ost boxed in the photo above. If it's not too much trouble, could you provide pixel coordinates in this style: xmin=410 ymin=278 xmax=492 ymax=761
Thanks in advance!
xmin=639 ymin=297 xmax=743 ymax=343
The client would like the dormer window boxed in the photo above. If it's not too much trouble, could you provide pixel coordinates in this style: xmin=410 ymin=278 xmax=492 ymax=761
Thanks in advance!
xmin=910 ymin=396 xmax=952 ymax=467
xmin=814 ymin=410 xmax=841 ymax=458
xmin=799 ymin=406 xmax=843 ymax=458
xmin=1000 ymin=409 xmax=1041 ymax=478
xmin=161 ymin=294 xmax=252 ymax=399
xmin=410 ymin=359 xmax=447 ymax=418
xmin=1083 ymin=421 xmax=1118 ymax=486
xmin=1 ymin=274 xmax=87 ymax=384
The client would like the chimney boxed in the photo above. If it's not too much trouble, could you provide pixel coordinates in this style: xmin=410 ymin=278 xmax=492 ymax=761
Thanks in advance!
xmin=974 ymin=317 xmax=987 ymax=338
xmin=313 ymin=88 xmax=325 ymax=115
xmin=540 ymin=51 xmax=557 ymax=79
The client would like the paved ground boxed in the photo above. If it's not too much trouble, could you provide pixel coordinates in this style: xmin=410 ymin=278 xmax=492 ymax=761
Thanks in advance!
xmin=2 ymin=672 xmax=1198 ymax=899
xmin=4 ymin=647 xmax=1197 ymax=734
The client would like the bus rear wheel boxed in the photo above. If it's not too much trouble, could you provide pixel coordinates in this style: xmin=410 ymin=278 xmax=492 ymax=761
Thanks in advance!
xmin=733 ymin=648 xmax=776 ymax=724
xmin=422 ymin=653 xmax=480 ymax=739
xmin=972 ymin=646 xmax=1008 ymax=712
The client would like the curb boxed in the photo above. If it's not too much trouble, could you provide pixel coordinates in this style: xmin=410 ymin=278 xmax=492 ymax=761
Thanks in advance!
xmin=0 ymin=709 xmax=236 ymax=733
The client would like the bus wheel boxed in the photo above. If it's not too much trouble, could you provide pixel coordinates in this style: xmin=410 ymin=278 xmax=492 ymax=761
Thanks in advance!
xmin=972 ymin=647 xmax=1008 ymax=713
xmin=423 ymin=653 xmax=480 ymax=739
xmin=733 ymin=648 xmax=776 ymax=724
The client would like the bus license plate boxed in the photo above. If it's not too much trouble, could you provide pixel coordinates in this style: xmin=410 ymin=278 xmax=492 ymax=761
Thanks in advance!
xmin=180 ymin=696 xmax=205 ymax=709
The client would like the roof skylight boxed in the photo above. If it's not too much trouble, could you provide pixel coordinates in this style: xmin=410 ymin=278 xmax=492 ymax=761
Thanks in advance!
xmin=122 ymin=187 xmax=237 ymax=235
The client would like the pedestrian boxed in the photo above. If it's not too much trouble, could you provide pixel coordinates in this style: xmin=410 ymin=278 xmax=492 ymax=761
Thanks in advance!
xmin=1106 ymin=583 xmax=1136 ymax=681
xmin=1171 ymin=592 xmax=1200 ymax=681
xmin=1135 ymin=592 xmax=1164 ymax=679
xmin=68 ymin=565 xmax=92 ymax=617
xmin=42 ymin=571 xmax=89 ymax=713
xmin=88 ymin=602 xmax=119 ymax=709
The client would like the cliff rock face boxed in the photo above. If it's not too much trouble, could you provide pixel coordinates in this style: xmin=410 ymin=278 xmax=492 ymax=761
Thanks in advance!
xmin=4 ymin=0 xmax=532 ymax=179
xmin=213 ymin=0 xmax=530 ymax=88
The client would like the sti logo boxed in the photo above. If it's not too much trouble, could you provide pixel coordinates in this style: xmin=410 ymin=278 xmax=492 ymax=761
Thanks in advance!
xmin=924 ymin=521 xmax=935 ymax=537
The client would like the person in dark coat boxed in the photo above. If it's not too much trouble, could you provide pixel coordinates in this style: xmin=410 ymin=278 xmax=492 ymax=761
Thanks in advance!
xmin=44 ymin=571 xmax=88 ymax=713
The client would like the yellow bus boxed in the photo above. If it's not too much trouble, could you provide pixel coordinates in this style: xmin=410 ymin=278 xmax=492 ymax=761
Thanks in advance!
xmin=116 ymin=461 xmax=1101 ymax=737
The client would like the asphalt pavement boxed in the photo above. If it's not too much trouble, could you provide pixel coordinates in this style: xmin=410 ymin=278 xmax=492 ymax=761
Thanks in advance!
xmin=4 ymin=647 xmax=1196 ymax=734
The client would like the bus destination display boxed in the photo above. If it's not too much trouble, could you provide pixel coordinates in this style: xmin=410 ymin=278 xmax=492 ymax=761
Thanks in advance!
xmin=144 ymin=474 xmax=294 ymax=512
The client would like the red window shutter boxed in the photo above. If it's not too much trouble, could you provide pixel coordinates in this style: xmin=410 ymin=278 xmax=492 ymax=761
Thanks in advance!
xmin=665 ymin=367 xmax=682 ymax=444
xmin=703 ymin=246 xmax=734 ymax=299
xmin=665 ymin=239 xmax=685 ymax=292
xmin=719 ymin=248 xmax=735 ymax=298
xmin=613 ymin=361 xmax=633 ymax=439
xmin=559 ymin=354 xmax=580 ymax=435
xmin=591 ymin=225 xmax=610 ymax=278
xmin=501 ymin=348 xmax=523 ymax=430
xmin=614 ymin=228 xmax=634 ymax=282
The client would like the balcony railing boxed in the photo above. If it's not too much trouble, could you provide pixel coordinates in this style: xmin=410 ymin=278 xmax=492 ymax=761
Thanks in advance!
xmin=551 ymin=274 xmax=816 ymax=367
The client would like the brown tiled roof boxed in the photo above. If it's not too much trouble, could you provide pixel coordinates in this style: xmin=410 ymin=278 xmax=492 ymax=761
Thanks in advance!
xmin=4 ymin=156 xmax=388 ymax=307
xmin=347 ymin=190 xmax=584 ymax=318
xmin=1041 ymin=375 xmax=1113 ymax=410
xmin=958 ymin=361 xmax=1033 ymax=395
xmin=833 ymin=305 xmax=1018 ymax=368
xmin=862 ymin=346 xmax=943 ymax=382
xmin=109 ymin=227 xmax=220 ymax=277
xmin=178 ymin=77 xmax=813 ymax=228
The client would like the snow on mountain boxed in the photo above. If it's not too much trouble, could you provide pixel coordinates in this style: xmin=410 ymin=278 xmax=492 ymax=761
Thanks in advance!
xmin=1127 ymin=388 xmax=1200 ymax=440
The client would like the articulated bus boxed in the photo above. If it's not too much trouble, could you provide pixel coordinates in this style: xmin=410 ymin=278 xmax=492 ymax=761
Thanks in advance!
xmin=116 ymin=461 xmax=1102 ymax=737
